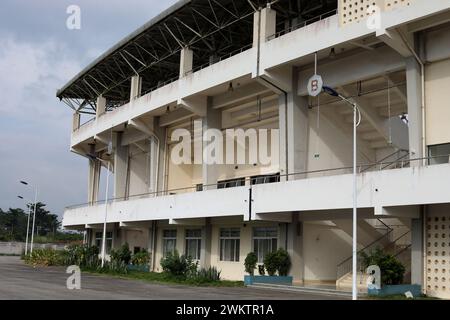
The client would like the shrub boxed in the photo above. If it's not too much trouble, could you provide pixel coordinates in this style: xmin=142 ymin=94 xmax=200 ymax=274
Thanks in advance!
xmin=360 ymin=247 xmax=405 ymax=285
xmin=189 ymin=267 xmax=221 ymax=283
xmin=263 ymin=251 xmax=278 ymax=276
xmin=131 ymin=250 xmax=150 ymax=266
xmin=276 ymin=248 xmax=291 ymax=276
xmin=160 ymin=250 xmax=197 ymax=278
xmin=244 ymin=252 xmax=258 ymax=276
xmin=24 ymin=248 xmax=65 ymax=267
xmin=110 ymin=243 xmax=132 ymax=265
xmin=258 ymin=264 xmax=265 ymax=276
xmin=63 ymin=244 xmax=100 ymax=268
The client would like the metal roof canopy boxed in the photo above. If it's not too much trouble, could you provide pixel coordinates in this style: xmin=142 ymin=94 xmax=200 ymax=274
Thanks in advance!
xmin=57 ymin=0 xmax=337 ymax=115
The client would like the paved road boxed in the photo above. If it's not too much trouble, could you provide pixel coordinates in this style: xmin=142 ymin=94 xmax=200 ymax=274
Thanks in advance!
xmin=0 ymin=256 xmax=346 ymax=300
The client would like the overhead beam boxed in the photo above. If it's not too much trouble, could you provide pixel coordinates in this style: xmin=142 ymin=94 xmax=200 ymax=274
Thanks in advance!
xmin=377 ymin=27 xmax=413 ymax=58
xmin=212 ymin=82 xmax=271 ymax=109
xmin=298 ymin=46 xmax=405 ymax=96
xmin=160 ymin=108 xmax=193 ymax=127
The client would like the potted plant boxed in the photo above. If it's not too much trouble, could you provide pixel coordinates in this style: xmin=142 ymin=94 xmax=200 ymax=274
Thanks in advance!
xmin=244 ymin=249 xmax=293 ymax=286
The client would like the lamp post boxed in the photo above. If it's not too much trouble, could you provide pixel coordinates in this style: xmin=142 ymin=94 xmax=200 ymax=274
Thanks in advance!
xmin=322 ymin=86 xmax=361 ymax=300
xmin=17 ymin=196 xmax=32 ymax=255
xmin=87 ymin=153 xmax=111 ymax=268
xmin=20 ymin=181 xmax=38 ymax=254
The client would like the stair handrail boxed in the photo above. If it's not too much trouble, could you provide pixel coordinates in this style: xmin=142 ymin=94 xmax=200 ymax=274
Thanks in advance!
xmin=336 ymin=228 xmax=395 ymax=280
xmin=361 ymin=149 xmax=409 ymax=173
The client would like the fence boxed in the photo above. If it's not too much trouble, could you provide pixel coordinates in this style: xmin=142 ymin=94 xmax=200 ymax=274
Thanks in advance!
xmin=0 ymin=242 xmax=67 ymax=255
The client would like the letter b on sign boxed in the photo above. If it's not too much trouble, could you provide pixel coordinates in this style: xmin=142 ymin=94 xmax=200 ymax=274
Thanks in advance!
xmin=307 ymin=75 xmax=323 ymax=97
xmin=66 ymin=265 xmax=81 ymax=290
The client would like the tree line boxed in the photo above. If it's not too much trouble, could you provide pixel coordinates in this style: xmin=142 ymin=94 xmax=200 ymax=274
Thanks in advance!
xmin=0 ymin=203 xmax=82 ymax=243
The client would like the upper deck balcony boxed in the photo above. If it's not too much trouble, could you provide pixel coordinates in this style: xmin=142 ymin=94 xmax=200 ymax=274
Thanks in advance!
xmin=63 ymin=156 xmax=450 ymax=229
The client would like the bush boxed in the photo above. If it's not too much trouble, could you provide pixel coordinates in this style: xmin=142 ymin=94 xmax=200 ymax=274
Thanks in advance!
xmin=275 ymin=248 xmax=291 ymax=276
xmin=244 ymin=252 xmax=258 ymax=275
xmin=264 ymin=251 xmax=278 ymax=276
xmin=360 ymin=247 xmax=405 ymax=285
xmin=131 ymin=250 xmax=150 ymax=266
xmin=110 ymin=243 xmax=132 ymax=265
xmin=24 ymin=248 xmax=65 ymax=267
xmin=64 ymin=244 xmax=100 ymax=269
xmin=189 ymin=267 xmax=221 ymax=283
xmin=160 ymin=250 xmax=197 ymax=278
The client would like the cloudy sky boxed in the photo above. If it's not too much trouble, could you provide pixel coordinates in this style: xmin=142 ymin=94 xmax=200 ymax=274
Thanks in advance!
xmin=0 ymin=0 xmax=177 ymax=218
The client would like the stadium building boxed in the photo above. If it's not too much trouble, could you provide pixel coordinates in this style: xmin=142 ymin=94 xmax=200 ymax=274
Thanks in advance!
xmin=58 ymin=0 xmax=450 ymax=298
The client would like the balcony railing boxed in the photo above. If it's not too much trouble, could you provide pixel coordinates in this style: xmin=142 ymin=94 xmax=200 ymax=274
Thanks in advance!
xmin=267 ymin=9 xmax=338 ymax=41
xmin=65 ymin=154 xmax=450 ymax=211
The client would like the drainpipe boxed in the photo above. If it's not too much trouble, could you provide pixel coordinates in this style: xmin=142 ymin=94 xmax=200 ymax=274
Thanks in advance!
xmin=398 ymin=29 xmax=427 ymax=165
xmin=254 ymin=6 xmax=289 ymax=179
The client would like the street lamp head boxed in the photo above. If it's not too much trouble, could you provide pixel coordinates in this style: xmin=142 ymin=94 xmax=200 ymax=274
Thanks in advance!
xmin=18 ymin=196 xmax=24 ymax=199
xmin=20 ymin=181 xmax=29 ymax=186
xmin=322 ymin=86 xmax=339 ymax=97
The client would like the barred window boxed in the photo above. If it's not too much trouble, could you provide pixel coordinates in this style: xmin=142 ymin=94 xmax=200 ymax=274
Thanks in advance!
xmin=162 ymin=229 xmax=177 ymax=257
xmin=185 ymin=229 xmax=202 ymax=260
xmin=253 ymin=227 xmax=278 ymax=263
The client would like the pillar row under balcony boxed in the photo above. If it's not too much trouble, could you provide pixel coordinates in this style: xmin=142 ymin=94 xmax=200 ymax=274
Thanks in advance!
xmin=278 ymin=71 xmax=309 ymax=180
xmin=87 ymin=144 xmax=101 ymax=204
xmin=202 ymin=97 xmax=221 ymax=190
xmin=180 ymin=47 xmax=193 ymax=78
xmin=130 ymin=75 xmax=142 ymax=100
xmin=406 ymin=56 xmax=424 ymax=164
xmin=113 ymin=132 xmax=129 ymax=200
xmin=96 ymin=95 xmax=106 ymax=119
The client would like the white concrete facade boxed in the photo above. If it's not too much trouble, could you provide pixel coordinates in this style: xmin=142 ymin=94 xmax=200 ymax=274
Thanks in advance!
xmin=61 ymin=1 xmax=450 ymax=298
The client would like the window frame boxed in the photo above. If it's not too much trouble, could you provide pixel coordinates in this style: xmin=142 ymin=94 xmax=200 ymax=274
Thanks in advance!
xmin=162 ymin=229 xmax=177 ymax=257
xmin=95 ymin=231 xmax=113 ymax=254
xmin=185 ymin=229 xmax=202 ymax=261
xmin=252 ymin=227 xmax=278 ymax=263
xmin=219 ymin=228 xmax=241 ymax=262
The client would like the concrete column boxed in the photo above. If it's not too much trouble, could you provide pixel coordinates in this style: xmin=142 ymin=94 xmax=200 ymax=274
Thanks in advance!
xmin=411 ymin=215 xmax=424 ymax=286
xmin=200 ymin=218 xmax=212 ymax=269
xmin=153 ymin=117 xmax=167 ymax=194
xmin=253 ymin=6 xmax=277 ymax=47
xmin=113 ymin=132 xmax=129 ymax=200
xmin=279 ymin=92 xmax=309 ymax=180
xmin=130 ymin=75 xmax=142 ymax=100
xmin=202 ymin=97 xmax=221 ymax=190
xmin=180 ymin=47 xmax=193 ymax=78
xmin=87 ymin=145 xmax=101 ymax=204
xmin=96 ymin=96 xmax=106 ymax=118
xmin=406 ymin=56 xmax=424 ymax=164
xmin=286 ymin=214 xmax=304 ymax=283
xmin=72 ymin=112 xmax=80 ymax=131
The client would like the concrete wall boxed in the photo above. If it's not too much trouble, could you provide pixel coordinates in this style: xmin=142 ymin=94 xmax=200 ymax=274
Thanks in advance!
xmin=425 ymin=58 xmax=450 ymax=146
xmin=303 ymin=223 xmax=352 ymax=282
xmin=0 ymin=242 xmax=66 ymax=255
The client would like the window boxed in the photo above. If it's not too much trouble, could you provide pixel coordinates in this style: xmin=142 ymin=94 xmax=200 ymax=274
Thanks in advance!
xmin=217 ymin=178 xmax=245 ymax=189
xmin=251 ymin=173 xmax=280 ymax=185
xmin=253 ymin=227 xmax=278 ymax=263
xmin=220 ymin=228 xmax=240 ymax=262
xmin=185 ymin=229 xmax=202 ymax=260
xmin=196 ymin=184 xmax=203 ymax=192
xmin=429 ymin=144 xmax=450 ymax=165
xmin=162 ymin=229 xmax=177 ymax=257
xmin=95 ymin=231 xmax=113 ymax=254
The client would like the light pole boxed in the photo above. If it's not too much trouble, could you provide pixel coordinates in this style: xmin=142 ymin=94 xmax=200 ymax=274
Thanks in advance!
xmin=17 ymin=196 xmax=32 ymax=255
xmin=87 ymin=154 xmax=111 ymax=268
xmin=20 ymin=181 xmax=38 ymax=254
xmin=322 ymin=86 xmax=361 ymax=300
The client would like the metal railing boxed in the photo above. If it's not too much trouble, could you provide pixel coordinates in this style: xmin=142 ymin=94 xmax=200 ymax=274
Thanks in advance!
xmin=185 ymin=43 xmax=253 ymax=76
xmin=65 ymin=154 xmax=450 ymax=211
xmin=267 ymin=9 xmax=338 ymax=41
xmin=337 ymin=230 xmax=412 ymax=281
xmin=361 ymin=149 xmax=409 ymax=173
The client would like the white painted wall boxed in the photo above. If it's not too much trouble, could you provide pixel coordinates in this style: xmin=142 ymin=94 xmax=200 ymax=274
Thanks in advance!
xmin=425 ymin=58 xmax=450 ymax=146
xmin=303 ymin=222 xmax=352 ymax=282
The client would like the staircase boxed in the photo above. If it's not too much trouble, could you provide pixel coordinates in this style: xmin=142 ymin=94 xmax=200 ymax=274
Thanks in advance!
xmin=336 ymin=230 xmax=411 ymax=291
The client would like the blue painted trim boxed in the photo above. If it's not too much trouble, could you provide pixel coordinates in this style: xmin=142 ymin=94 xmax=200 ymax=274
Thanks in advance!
xmin=368 ymin=284 xmax=422 ymax=297
xmin=244 ymin=275 xmax=293 ymax=285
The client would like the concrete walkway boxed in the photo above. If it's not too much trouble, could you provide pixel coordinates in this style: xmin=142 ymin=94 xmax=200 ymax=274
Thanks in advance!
xmin=0 ymin=256 xmax=347 ymax=300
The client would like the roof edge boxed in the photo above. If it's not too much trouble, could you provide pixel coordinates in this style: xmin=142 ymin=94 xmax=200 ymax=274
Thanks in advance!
xmin=57 ymin=0 xmax=191 ymax=99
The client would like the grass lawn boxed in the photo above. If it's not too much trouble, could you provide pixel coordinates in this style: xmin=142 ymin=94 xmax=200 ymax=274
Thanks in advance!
xmin=83 ymin=269 xmax=244 ymax=287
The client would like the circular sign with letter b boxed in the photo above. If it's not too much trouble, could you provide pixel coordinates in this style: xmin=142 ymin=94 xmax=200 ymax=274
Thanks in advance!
xmin=307 ymin=74 xmax=323 ymax=97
